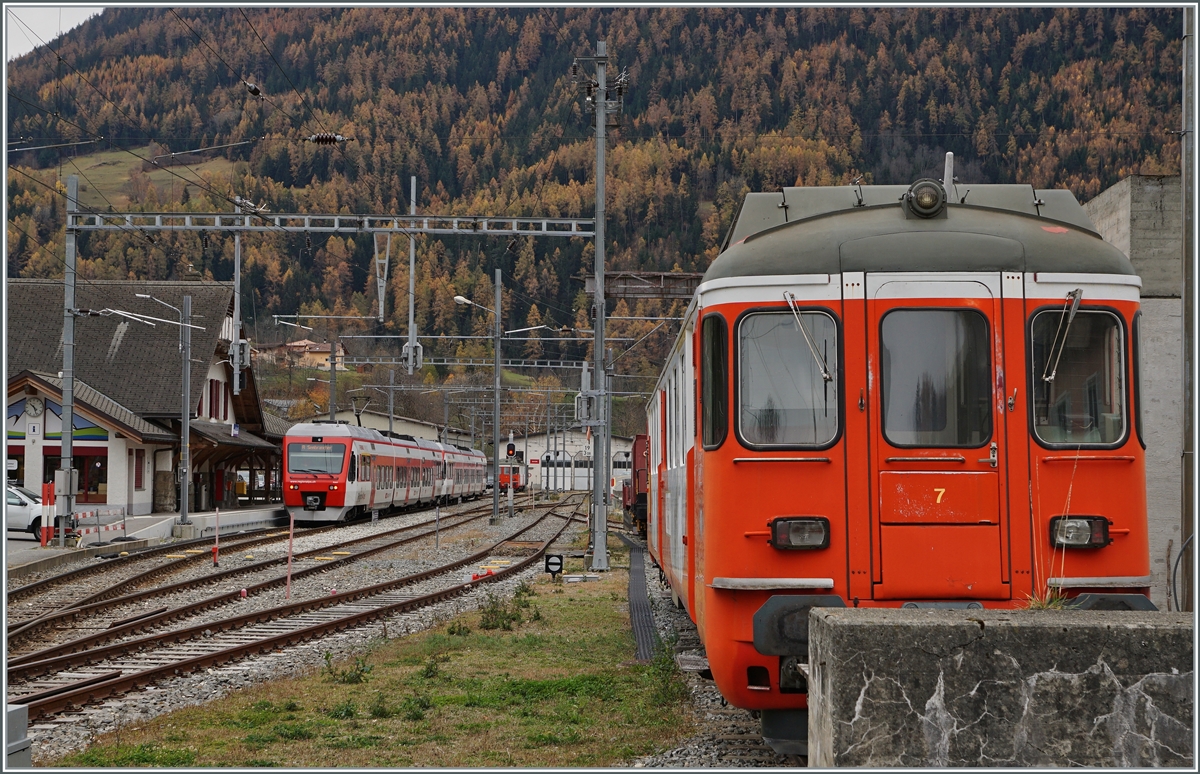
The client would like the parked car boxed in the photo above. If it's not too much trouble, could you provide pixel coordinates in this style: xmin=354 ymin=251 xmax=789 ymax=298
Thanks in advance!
xmin=6 ymin=484 xmax=42 ymax=534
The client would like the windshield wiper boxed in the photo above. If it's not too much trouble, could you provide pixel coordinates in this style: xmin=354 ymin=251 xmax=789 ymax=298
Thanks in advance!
xmin=1041 ymin=288 xmax=1083 ymax=383
xmin=784 ymin=291 xmax=832 ymax=382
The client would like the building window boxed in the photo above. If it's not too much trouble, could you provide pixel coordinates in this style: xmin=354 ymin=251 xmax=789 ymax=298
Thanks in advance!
xmin=135 ymin=449 xmax=145 ymax=490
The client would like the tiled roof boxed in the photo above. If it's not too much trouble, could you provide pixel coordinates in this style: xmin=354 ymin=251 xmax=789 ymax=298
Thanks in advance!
xmin=260 ymin=411 xmax=294 ymax=440
xmin=7 ymin=279 xmax=233 ymax=418
xmin=190 ymin=419 xmax=276 ymax=450
xmin=14 ymin=370 xmax=177 ymax=443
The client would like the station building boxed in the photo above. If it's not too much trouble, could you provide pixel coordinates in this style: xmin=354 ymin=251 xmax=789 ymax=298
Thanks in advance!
xmin=6 ymin=279 xmax=285 ymax=517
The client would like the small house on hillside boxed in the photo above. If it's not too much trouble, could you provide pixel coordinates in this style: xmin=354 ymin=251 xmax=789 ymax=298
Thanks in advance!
xmin=254 ymin=338 xmax=348 ymax=371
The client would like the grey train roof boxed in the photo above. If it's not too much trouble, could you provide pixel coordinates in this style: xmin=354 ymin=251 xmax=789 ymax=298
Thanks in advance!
xmin=707 ymin=183 xmax=1134 ymax=282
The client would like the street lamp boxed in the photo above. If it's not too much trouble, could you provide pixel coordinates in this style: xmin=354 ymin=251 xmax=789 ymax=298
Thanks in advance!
xmin=455 ymin=270 xmax=502 ymax=525
xmin=135 ymin=292 xmax=205 ymax=526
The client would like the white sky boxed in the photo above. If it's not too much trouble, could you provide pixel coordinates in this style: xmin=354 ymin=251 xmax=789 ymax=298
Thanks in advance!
xmin=6 ymin=6 xmax=103 ymax=61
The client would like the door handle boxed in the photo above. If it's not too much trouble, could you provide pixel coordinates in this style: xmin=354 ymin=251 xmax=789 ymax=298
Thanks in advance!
xmin=1008 ymin=389 xmax=1017 ymax=412
xmin=978 ymin=442 xmax=998 ymax=468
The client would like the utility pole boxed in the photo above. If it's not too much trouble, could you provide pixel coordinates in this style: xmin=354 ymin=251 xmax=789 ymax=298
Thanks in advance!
xmin=492 ymin=268 xmax=502 ymax=525
xmin=58 ymin=176 xmax=79 ymax=546
xmin=573 ymin=40 xmax=626 ymax=571
xmin=232 ymin=232 xmax=242 ymax=394
xmin=180 ymin=295 xmax=192 ymax=526
xmin=1181 ymin=6 xmax=1195 ymax=612
xmin=329 ymin=332 xmax=338 ymax=422
xmin=387 ymin=369 xmax=395 ymax=435
xmin=404 ymin=176 xmax=422 ymax=375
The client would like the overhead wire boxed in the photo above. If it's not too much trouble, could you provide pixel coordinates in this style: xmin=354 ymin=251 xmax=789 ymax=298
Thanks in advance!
xmin=5 ymin=16 xmax=294 ymax=241
xmin=168 ymin=9 xmax=308 ymax=134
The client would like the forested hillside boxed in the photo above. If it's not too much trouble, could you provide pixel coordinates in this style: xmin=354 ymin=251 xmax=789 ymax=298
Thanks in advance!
xmin=6 ymin=7 xmax=1182 ymax=428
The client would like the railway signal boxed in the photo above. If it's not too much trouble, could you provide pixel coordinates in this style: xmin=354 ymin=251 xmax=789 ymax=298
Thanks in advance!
xmin=544 ymin=553 xmax=563 ymax=579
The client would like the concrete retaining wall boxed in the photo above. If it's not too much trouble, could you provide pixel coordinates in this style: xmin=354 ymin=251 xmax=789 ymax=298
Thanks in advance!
xmin=809 ymin=609 xmax=1193 ymax=767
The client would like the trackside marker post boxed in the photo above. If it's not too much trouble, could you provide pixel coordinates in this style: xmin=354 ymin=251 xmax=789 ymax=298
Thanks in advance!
xmin=285 ymin=511 xmax=295 ymax=599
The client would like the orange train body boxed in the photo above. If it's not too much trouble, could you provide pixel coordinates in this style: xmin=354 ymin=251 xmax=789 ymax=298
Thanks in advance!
xmin=645 ymin=172 xmax=1153 ymax=751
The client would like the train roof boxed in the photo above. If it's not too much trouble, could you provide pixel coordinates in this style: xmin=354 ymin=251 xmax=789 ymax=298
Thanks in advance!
xmin=709 ymin=182 xmax=1134 ymax=281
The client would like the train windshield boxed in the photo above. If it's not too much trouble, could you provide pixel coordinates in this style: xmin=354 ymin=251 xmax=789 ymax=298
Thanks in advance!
xmin=738 ymin=310 xmax=838 ymax=446
xmin=287 ymin=443 xmax=347 ymax=474
xmin=1031 ymin=309 xmax=1125 ymax=446
xmin=880 ymin=309 xmax=991 ymax=447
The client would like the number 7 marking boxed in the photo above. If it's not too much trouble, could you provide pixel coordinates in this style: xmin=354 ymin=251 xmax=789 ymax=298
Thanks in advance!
xmin=934 ymin=488 xmax=946 ymax=503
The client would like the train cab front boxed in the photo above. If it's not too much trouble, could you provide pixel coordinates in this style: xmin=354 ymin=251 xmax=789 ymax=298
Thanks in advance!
xmin=283 ymin=438 xmax=349 ymax=521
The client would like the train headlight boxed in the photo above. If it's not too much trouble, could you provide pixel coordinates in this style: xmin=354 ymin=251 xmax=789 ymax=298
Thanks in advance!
xmin=329 ymin=484 xmax=339 ymax=491
xmin=905 ymin=178 xmax=947 ymax=218
xmin=770 ymin=517 xmax=830 ymax=550
xmin=289 ymin=484 xmax=298 ymax=490
xmin=1049 ymin=516 xmax=1111 ymax=548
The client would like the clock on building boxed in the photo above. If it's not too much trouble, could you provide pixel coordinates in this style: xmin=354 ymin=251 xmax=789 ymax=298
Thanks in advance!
xmin=24 ymin=397 xmax=44 ymax=417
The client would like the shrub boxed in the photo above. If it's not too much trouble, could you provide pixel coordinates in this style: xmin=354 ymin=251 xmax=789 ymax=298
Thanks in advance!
xmin=479 ymin=592 xmax=523 ymax=631
xmin=368 ymin=692 xmax=395 ymax=719
xmin=327 ymin=700 xmax=357 ymax=720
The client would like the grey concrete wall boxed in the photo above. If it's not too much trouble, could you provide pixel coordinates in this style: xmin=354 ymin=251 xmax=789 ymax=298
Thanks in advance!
xmin=1142 ymin=298 xmax=1185 ymax=610
xmin=809 ymin=608 xmax=1193 ymax=767
xmin=1084 ymin=177 xmax=1132 ymax=260
xmin=1083 ymin=176 xmax=1184 ymax=609
xmin=1082 ymin=175 xmax=1181 ymax=298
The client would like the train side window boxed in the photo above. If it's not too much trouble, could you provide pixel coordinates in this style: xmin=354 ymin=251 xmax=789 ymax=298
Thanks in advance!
xmin=1132 ymin=312 xmax=1145 ymax=449
xmin=348 ymin=453 xmax=357 ymax=482
xmin=881 ymin=309 xmax=990 ymax=448
xmin=702 ymin=314 xmax=729 ymax=449
xmin=738 ymin=310 xmax=839 ymax=447
xmin=1030 ymin=308 xmax=1126 ymax=447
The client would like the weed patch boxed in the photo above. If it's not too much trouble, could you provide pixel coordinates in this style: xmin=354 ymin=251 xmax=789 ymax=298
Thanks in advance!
xmin=327 ymin=700 xmax=357 ymax=720
xmin=324 ymin=652 xmax=373 ymax=683
xmin=479 ymin=591 xmax=523 ymax=630
xmin=71 ymin=744 xmax=196 ymax=767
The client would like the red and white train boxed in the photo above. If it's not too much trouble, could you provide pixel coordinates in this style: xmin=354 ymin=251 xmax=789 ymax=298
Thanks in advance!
xmin=646 ymin=160 xmax=1154 ymax=754
xmin=282 ymin=421 xmax=486 ymax=523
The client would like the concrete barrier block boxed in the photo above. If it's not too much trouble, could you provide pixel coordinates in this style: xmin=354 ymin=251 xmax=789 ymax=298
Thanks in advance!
xmin=809 ymin=609 xmax=1193 ymax=767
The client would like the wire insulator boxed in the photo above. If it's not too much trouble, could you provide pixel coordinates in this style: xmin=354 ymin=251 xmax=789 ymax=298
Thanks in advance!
xmin=306 ymin=132 xmax=351 ymax=145
xmin=243 ymin=80 xmax=262 ymax=98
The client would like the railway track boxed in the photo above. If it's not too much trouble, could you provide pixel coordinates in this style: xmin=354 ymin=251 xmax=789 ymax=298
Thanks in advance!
xmin=7 ymin=498 xmax=523 ymax=657
xmin=8 ymin=495 xmax=583 ymax=722
xmin=6 ymin=494 xmax=531 ymax=640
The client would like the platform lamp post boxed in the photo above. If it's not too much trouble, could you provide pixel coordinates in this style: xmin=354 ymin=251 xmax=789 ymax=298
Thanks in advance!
xmin=136 ymin=293 xmax=206 ymax=526
xmin=455 ymin=269 xmax=503 ymax=526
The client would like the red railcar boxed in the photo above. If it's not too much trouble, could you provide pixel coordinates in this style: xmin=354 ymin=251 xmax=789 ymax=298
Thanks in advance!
xmin=283 ymin=421 xmax=486 ymax=523
xmin=646 ymin=162 xmax=1153 ymax=754
xmin=621 ymin=434 xmax=649 ymax=536
xmin=498 ymin=462 xmax=526 ymax=493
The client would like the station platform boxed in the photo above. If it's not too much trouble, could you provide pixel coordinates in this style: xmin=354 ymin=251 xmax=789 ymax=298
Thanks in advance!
xmin=6 ymin=504 xmax=287 ymax=581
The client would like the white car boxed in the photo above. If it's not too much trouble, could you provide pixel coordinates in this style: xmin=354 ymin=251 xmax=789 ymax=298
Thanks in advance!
xmin=6 ymin=484 xmax=43 ymax=534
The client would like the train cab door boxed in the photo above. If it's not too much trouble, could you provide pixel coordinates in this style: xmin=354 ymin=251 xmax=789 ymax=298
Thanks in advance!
xmin=866 ymin=274 xmax=1011 ymax=601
